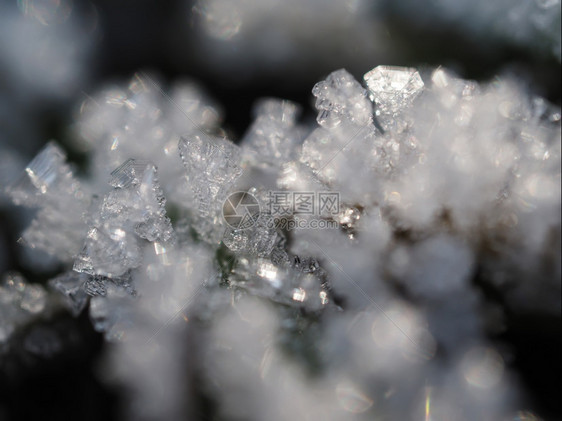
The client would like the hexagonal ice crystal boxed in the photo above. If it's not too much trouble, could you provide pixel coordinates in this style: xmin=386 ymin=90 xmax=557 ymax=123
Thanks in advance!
xmin=364 ymin=66 xmax=424 ymax=132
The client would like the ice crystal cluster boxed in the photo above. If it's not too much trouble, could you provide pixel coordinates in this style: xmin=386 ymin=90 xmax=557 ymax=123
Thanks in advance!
xmin=1 ymin=66 xmax=560 ymax=421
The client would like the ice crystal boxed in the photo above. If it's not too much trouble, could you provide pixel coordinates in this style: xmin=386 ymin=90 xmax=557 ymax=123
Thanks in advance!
xmin=48 ymin=271 xmax=89 ymax=316
xmin=178 ymin=133 xmax=243 ymax=243
xmin=242 ymin=98 xmax=303 ymax=166
xmin=364 ymin=65 xmax=424 ymax=132
xmin=74 ymin=159 xmax=173 ymax=277
xmin=312 ymin=68 xmax=372 ymax=129
xmin=5 ymin=142 xmax=90 ymax=261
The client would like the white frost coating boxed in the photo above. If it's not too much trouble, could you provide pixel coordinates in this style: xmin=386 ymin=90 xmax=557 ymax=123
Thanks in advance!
xmin=2 ymin=66 xmax=559 ymax=420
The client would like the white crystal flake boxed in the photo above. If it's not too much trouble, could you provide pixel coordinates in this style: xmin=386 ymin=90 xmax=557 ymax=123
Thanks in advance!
xmin=312 ymin=68 xmax=372 ymax=128
xmin=5 ymin=142 xmax=90 ymax=261
xmin=364 ymin=65 xmax=424 ymax=132
xmin=48 ymin=271 xmax=89 ymax=316
xmin=241 ymin=98 xmax=303 ymax=165
xmin=74 ymin=159 xmax=173 ymax=277
xmin=178 ymin=133 xmax=243 ymax=244
xmin=7 ymin=142 xmax=70 ymax=206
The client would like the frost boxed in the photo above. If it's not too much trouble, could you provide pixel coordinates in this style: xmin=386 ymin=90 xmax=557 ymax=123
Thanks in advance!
xmin=241 ymin=98 xmax=303 ymax=166
xmin=5 ymin=142 xmax=90 ymax=261
xmin=312 ymin=68 xmax=372 ymax=128
xmin=74 ymin=159 xmax=173 ymax=278
xmin=364 ymin=65 xmax=424 ymax=132
xmin=48 ymin=271 xmax=90 ymax=316
xmin=2 ymin=67 xmax=560 ymax=421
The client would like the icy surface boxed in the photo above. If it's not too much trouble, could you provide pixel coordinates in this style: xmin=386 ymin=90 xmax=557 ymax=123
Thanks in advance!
xmin=2 ymin=67 xmax=560 ymax=420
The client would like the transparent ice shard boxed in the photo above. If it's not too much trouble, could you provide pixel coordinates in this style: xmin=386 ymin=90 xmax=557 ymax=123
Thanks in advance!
xmin=178 ymin=133 xmax=243 ymax=243
xmin=312 ymin=69 xmax=372 ymax=129
xmin=300 ymin=128 xmax=337 ymax=172
xmin=224 ymin=215 xmax=331 ymax=310
xmin=0 ymin=273 xmax=49 ymax=343
xmin=110 ymin=158 xmax=154 ymax=188
xmin=179 ymin=133 xmax=242 ymax=190
xmin=89 ymin=273 xmax=136 ymax=298
xmin=242 ymin=98 xmax=302 ymax=165
xmin=6 ymin=142 xmax=90 ymax=261
xmin=430 ymin=68 xmax=479 ymax=109
xmin=74 ymin=226 xmax=142 ymax=278
xmin=229 ymin=256 xmax=287 ymax=299
xmin=228 ymin=252 xmax=330 ymax=310
xmin=221 ymin=228 xmax=249 ymax=253
xmin=75 ymin=73 xmax=221 ymax=196
xmin=301 ymin=69 xmax=391 ymax=188
xmin=74 ymin=160 xmax=173 ymax=278
xmin=364 ymin=66 xmax=424 ymax=132
xmin=48 ymin=271 xmax=89 ymax=316
xmin=6 ymin=142 xmax=73 ymax=207
xmin=298 ymin=126 xmax=382 ymax=186
xmin=222 ymin=213 xmax=278 ymax=257
xmin=84 ymin=275 xmax=108 ymax=297
xmin=135 ymin=164 xmax=174 ymax=242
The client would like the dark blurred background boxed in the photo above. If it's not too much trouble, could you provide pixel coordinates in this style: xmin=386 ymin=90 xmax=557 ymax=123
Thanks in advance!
xmin=1 ymin=0 xmax=560 ymax=154
xmin=0 ymin=0 xmax=560 ymax=420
